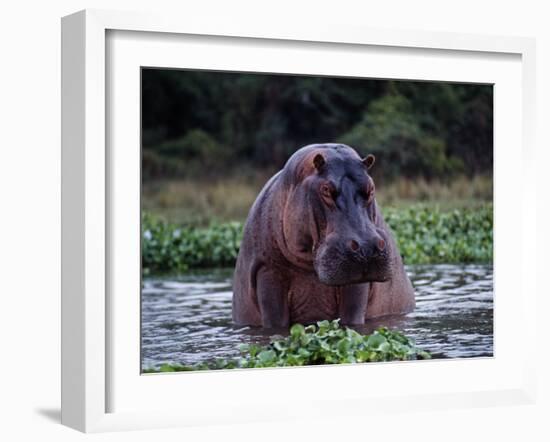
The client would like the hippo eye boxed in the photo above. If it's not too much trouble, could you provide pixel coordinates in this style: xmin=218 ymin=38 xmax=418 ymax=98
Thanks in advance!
xmin=365 ymin=187 xmax=375 ymax=204
xmin=320 ymin=183 xmax=336 ymax=200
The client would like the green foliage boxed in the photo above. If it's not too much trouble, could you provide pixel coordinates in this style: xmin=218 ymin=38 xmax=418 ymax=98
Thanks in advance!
xmin=142 ymin=212 xmax=242 ymax=274
xmin=142 ymin=204 xmax=492 ymax=273
xmin=142 ymin=320 xmax=431 ymax=372
xmin=340 ymin=94 xmax=463 ymax=180
xmin=143 ymin=130 xmax=228 ymax=180
xmin=384 ymin=204 xmax=493 ymax=264
xmin=142 ymin=70 xmax=493 ymax=181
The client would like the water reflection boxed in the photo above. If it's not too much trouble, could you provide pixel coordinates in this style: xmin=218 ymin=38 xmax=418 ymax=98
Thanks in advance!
xmin=141 ymin=264 xmax=493 ymax=369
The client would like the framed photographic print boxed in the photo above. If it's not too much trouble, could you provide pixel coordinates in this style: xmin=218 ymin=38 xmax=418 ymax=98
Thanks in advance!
xmin=61 ymin=9 xmax=537 ymax=432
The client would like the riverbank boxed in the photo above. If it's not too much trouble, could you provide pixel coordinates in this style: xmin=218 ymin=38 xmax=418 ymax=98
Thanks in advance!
xmin=143 ymin=174 xmax=492 ymax=225
xmin=142 ymin=204 xmax=493 ymax=274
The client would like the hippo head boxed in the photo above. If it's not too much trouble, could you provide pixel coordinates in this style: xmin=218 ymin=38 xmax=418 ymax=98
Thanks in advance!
xmin=282 ymin=143 xmax=392 ymax=286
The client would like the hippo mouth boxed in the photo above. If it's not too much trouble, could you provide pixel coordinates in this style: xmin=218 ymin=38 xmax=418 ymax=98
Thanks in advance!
xmin=313 ymin=242 xmax=392 ymax=286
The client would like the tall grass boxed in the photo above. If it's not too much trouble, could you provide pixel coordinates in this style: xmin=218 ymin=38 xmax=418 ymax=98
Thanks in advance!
xmin=143 ymin=173 xmax=492 ymax=225
xmin=378 ymin=175 xmax=492 ymax=208
xmin=142 ymin=172 xmax=272 ymax=226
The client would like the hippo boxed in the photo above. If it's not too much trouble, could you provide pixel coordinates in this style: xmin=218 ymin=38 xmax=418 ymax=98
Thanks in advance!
xmin=232 ymin=143 xmax=415 ymax=327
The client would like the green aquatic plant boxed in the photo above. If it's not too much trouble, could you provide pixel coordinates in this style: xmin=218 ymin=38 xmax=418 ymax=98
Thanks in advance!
xmin=142 ymin=320 xmax=431 ymax=373
xmin=383 ymin=205 xmax=493 ymax=264
xmin=142 ymin=204 xmax=492 ymax=273
xmin=142 ymin=212 xmax=242 ymax=274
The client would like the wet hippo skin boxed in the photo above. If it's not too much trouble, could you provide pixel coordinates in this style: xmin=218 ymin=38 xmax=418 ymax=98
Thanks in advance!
xmin=232 ymin=143 xmax=415 ymax=327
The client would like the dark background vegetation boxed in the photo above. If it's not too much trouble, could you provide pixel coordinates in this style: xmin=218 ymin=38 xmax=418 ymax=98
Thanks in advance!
xmin=142 ymin=70 xmax=492 ymax=181
xmin=141 ymin=68 xmax=493 ymax=225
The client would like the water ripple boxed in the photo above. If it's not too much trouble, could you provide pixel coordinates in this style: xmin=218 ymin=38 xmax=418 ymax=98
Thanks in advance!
xmin=141 ymin=264 xmax=493 ymax=368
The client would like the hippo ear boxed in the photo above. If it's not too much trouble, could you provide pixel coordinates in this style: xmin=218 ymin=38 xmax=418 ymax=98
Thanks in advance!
xmin=313 ymin=153 xmax=326 ymax=172
xmin=362 ymin=154 xmax=375 ymax=170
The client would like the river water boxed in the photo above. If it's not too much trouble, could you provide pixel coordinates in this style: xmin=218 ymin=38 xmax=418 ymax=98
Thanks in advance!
xmin=141 ymin=264 xmax=493 ymax=370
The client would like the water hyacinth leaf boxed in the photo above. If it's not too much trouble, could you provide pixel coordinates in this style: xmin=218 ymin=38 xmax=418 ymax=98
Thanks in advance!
xmin=337 ymin=338 xmax=351 ymax=354
xmin=248 ymin=344 xmax=261 ymax=358
xmin=142 ymin=205 xmax=492 ymax=273
xmin=290 ymin=323 xmax=305 ymax=339
xmin=237 ymin=343 xmax=249 ymax=353
xmin=366 ymin=333 xmax=387 ymax=349
xmin=257 ymin=350 xmax=276 ymax=364
xmin=159 ymin=364 xmax=176 ymax=372
xmin=143 ymin=320 xmax=432 ymax=372
xmin=300 ymin=334 xmax=312 ymax=346
xmin=316 ymin=320 xmax=330 ymax=334
xmin=298 ymin=348 xmax=311 ymax=358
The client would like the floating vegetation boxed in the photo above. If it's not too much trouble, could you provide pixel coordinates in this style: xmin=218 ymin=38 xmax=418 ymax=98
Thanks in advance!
xmin=142 ymin=320 xmax=431 ymax=373
xmin=142 ymin=204 xmax=492 ymax=274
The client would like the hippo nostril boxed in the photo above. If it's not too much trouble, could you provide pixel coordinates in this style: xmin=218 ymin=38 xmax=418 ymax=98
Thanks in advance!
xmin=349 ymin=240 xmax=360 ymax=252
xmin=377 ymin=238 xmax=386 ymax=252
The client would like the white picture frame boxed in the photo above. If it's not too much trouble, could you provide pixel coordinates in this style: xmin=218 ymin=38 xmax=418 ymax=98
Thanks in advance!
xmin=61 ymin=9 xmax=537 ymax=433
